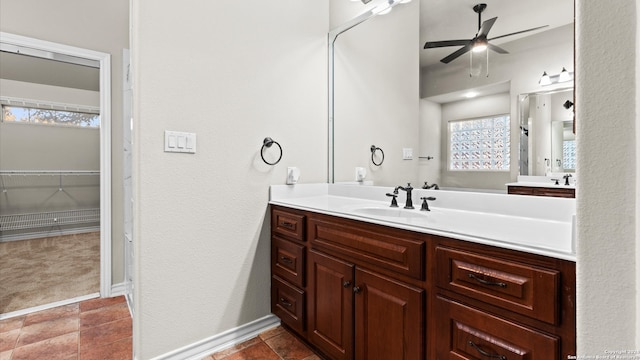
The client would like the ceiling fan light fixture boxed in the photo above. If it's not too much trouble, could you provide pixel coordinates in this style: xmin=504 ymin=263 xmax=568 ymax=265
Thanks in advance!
xmin=539 ymin=71 xmax=552 ymax=86
xmin=558 ymin=67 xmax=572 ymax=82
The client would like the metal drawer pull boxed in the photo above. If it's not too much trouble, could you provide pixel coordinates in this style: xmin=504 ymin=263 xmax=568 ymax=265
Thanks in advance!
xmin=280 ymin=256 xmax=293 ymax=264
xmin=279 ymin=297 xmax=292 ymax=307
xmin=468 ymin=341 xmax=507 ymax=360
xmin=468 ymin=273 xmax=507 ymax=288
xmin=281 ymin=221 xmax=294 ymax=229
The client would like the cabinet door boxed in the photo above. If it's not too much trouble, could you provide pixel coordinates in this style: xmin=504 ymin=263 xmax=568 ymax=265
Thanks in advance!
xmin=308 ymin=250 xmax=355 ymax=360
xmin=354 ymin=268 xmax=424 ymax=360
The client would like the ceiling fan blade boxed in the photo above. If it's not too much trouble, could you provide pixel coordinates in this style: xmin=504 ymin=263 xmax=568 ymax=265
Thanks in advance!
xmin=477 ymin=17 xmax=497 ymax=38
xmin=440 ymin=44 xmax=473 ymax=64
xmin=488 ymin=43 xmax=509 ymax=54
xmin=424 ymin=40 xmax=471 ymax=49
xmin=489 ymin=25 xmax=549 ymax=41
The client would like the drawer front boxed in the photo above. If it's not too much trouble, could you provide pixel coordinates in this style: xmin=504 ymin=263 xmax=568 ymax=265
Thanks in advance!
xmin=309 ymin=217 xmax=425 ymax=280
xmin=272 ymin=276 xmax=305 ymax=334
xmin=272 ymin=208 xmax=306 ymax=242
xmin=272 ymin=236 xmax=305 ymax=288
xmin=535 ymin=187 xmax=575 ymax=198
xmin=436 ymin=246 xmax=560 ymax=325
xmin=435 ymin=296 xmax=559 ymax=360
xmin=507 ymin=186 xmax=535 ymax=195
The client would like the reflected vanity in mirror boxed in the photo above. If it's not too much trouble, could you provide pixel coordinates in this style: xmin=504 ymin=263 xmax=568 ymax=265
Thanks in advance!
xmin=518 ymin=87 xmax=575 ymax=176
xmin=330 ymin=0 xmax=574 ymax=192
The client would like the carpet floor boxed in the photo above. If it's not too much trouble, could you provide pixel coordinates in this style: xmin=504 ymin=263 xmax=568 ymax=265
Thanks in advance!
xmin=0 ymin=232 xmax=100 ymax=314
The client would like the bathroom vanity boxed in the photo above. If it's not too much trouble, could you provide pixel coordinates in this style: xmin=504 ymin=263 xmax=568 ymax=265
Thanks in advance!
xmin=270 ymin=184 xmax=576 ymax=360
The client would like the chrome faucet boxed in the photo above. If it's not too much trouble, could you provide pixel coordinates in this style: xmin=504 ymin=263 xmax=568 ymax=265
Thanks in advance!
xmin=395 ymin=183 xmax=414 ymax=209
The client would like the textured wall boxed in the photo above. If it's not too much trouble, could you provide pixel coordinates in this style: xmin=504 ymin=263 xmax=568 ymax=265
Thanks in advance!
xmin=131 ymin=1 xmax=328 ymax=358
xmin=576 ymin=0 xmax=637 ymax=354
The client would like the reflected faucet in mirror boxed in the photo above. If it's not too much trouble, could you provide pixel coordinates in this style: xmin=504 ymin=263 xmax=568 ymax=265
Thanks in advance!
xmin=422 ymin=182 xmax=439 ymax=190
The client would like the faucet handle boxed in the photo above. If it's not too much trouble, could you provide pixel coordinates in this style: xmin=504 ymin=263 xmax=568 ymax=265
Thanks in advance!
xmin=420 ymin=196 xmax=436 ymax=211
xmin=551 ymin=178 xmax=560 ymax=185
xmin=386 ymin=193 xmax=399 ymax=207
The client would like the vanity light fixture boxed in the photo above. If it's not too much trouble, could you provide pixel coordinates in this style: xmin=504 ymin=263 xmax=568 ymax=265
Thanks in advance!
xmin=539 ymin=68 xmax=573 ymax=86
xmin=558 ymin=67 xmax=572 ymax=82
xmin=464 ymin=91 xmax=478 ymax=98
xmin=539 ymin=71 xmax=552 ymax=85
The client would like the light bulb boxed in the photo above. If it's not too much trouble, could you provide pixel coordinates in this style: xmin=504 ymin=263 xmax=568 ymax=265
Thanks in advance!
xmin=539 ymin=72 xmax=552 ymax=86
xmin=558 ymin=67 xmax=572 ymax=82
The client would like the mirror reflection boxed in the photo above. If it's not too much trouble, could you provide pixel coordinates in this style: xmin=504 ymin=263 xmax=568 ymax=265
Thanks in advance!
xmin=519 ymin=88 xmax=575 ymax=176
xmin=331 ymin=0 xmax=574 ymax=191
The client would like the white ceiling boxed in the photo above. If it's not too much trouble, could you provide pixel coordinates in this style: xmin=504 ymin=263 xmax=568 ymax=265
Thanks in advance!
xmin=420 ymin=0 xmax=574 ymax=68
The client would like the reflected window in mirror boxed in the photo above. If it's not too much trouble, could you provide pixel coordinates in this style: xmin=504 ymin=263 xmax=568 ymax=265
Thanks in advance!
xmin=449 ymin=114 xmax=510 ymax=171
xmin=1 ymin=103 xmax=100 ymax=128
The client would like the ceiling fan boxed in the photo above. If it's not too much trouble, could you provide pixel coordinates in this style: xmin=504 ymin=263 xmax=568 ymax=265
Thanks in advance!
xmin=423 ymin=3 xmax=548 ymax=64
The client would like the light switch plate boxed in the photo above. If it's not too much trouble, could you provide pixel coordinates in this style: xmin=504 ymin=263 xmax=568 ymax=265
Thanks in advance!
xmin=165 ymin=131 xmax=196 ymax=153
xmin=402 ymin=148 xmax=413 ymax=160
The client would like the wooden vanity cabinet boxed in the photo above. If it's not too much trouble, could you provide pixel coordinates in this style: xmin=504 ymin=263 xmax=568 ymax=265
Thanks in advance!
xmin=270 ymin=205 xmax=576 ymax=360
xmin=507 ymin=185 xmax=575 ymax=198
xmin=307 ymin=214 xmax=425 ymax=360
xmin=430 ymin=237 xmax=576 ymax=360
xmin=270 ymin=207 xmax=307 ymax=335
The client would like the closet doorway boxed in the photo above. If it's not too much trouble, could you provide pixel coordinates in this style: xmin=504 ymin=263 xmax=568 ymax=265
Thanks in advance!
xmin=0 ymin=32 xmax=112 ymax=317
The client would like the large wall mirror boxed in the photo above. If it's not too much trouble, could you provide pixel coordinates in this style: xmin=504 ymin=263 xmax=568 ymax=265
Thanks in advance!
xmin=0 ymin=32 xmax=113 ymax=307
xmin=330 ymin=0 xmax=574 ymax=190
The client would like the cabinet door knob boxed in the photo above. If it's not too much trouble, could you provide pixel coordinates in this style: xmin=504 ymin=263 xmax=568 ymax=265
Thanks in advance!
xmin=353 ymin=286 xmax=362 ymax=294
xmin=343 ymin=281 xmax=351 ymax=288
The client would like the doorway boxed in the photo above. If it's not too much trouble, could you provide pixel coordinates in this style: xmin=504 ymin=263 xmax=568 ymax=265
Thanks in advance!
xmin=0 ymin=32 xmax=112 ymax=317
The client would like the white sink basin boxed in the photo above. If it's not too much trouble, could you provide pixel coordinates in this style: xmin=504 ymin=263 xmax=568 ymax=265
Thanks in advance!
xmin=353 ymin=207 xmax=430 ymax=219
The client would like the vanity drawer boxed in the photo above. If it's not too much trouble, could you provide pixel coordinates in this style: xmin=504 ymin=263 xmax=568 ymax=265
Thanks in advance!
xmin=309 ymin=216 xmax=425 ymax=280
xmin=272 ymin=208 xmax=306 ymax=242
xmin=436 ymin=246 xmax=560 ymax=325
xmin=272 ymin=236 xmax=305 ymax=288
xmin=435 ymin=296 xmax=559 ymax=360
xmin=272 ymin=276 xmax=305 ymax=334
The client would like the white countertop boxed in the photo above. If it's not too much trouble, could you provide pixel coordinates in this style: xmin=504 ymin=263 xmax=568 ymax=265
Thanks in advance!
xmin=270 ymin=184 xmax=576 ymax=262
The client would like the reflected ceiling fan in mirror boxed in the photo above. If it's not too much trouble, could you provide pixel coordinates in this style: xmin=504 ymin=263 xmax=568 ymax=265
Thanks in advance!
xmin=423 ymin=3 xmax=549 ymax=64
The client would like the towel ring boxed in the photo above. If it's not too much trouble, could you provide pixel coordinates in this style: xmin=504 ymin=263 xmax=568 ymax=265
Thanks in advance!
xmin=370 ymin=145 xmax=384 ymax=166
xmin=261 ymin=137 xmax=282 ymax=165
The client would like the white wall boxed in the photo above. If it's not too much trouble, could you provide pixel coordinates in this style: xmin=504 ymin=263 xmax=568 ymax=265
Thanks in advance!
xmin=332 ymin=1 xmax=420 ymax=186
xmin=418 ymin=99 xmax=441 ymax=185
xmin=576 ymin=0 xmax=638 ymax=355
xmin=0 ymin=0 xmax=129 ymax=283
xmin=131 ymin=1 xmax=328 ymax=358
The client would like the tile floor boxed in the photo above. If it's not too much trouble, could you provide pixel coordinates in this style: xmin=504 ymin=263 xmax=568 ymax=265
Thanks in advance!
xmin=0 ymin=296 xmax=321 ymax=360
xmin=0 ymin=296 xmax=132 ymax=360
xmin=205 ymin=326 xmax=322 ymax=360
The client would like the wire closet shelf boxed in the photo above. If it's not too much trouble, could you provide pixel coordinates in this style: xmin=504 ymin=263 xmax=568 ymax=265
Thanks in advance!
xmin=0 ymin=170 xmax=100 ymax=232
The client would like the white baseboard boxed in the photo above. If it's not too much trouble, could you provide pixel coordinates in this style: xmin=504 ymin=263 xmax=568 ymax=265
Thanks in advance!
xmin=110 ymin=282 xmax=126 ymax=297
xmin=150 ymin=314 xmax=281 ymax=360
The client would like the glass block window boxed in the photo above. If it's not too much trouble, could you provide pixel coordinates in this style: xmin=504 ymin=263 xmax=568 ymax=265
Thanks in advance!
xmin=563 ymin=140 xmax=576 ymax=170
xmin=2 ymin=105 xmax=99 ymax=128
xmin=449 ymin=115 xmax=510 ymax=171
